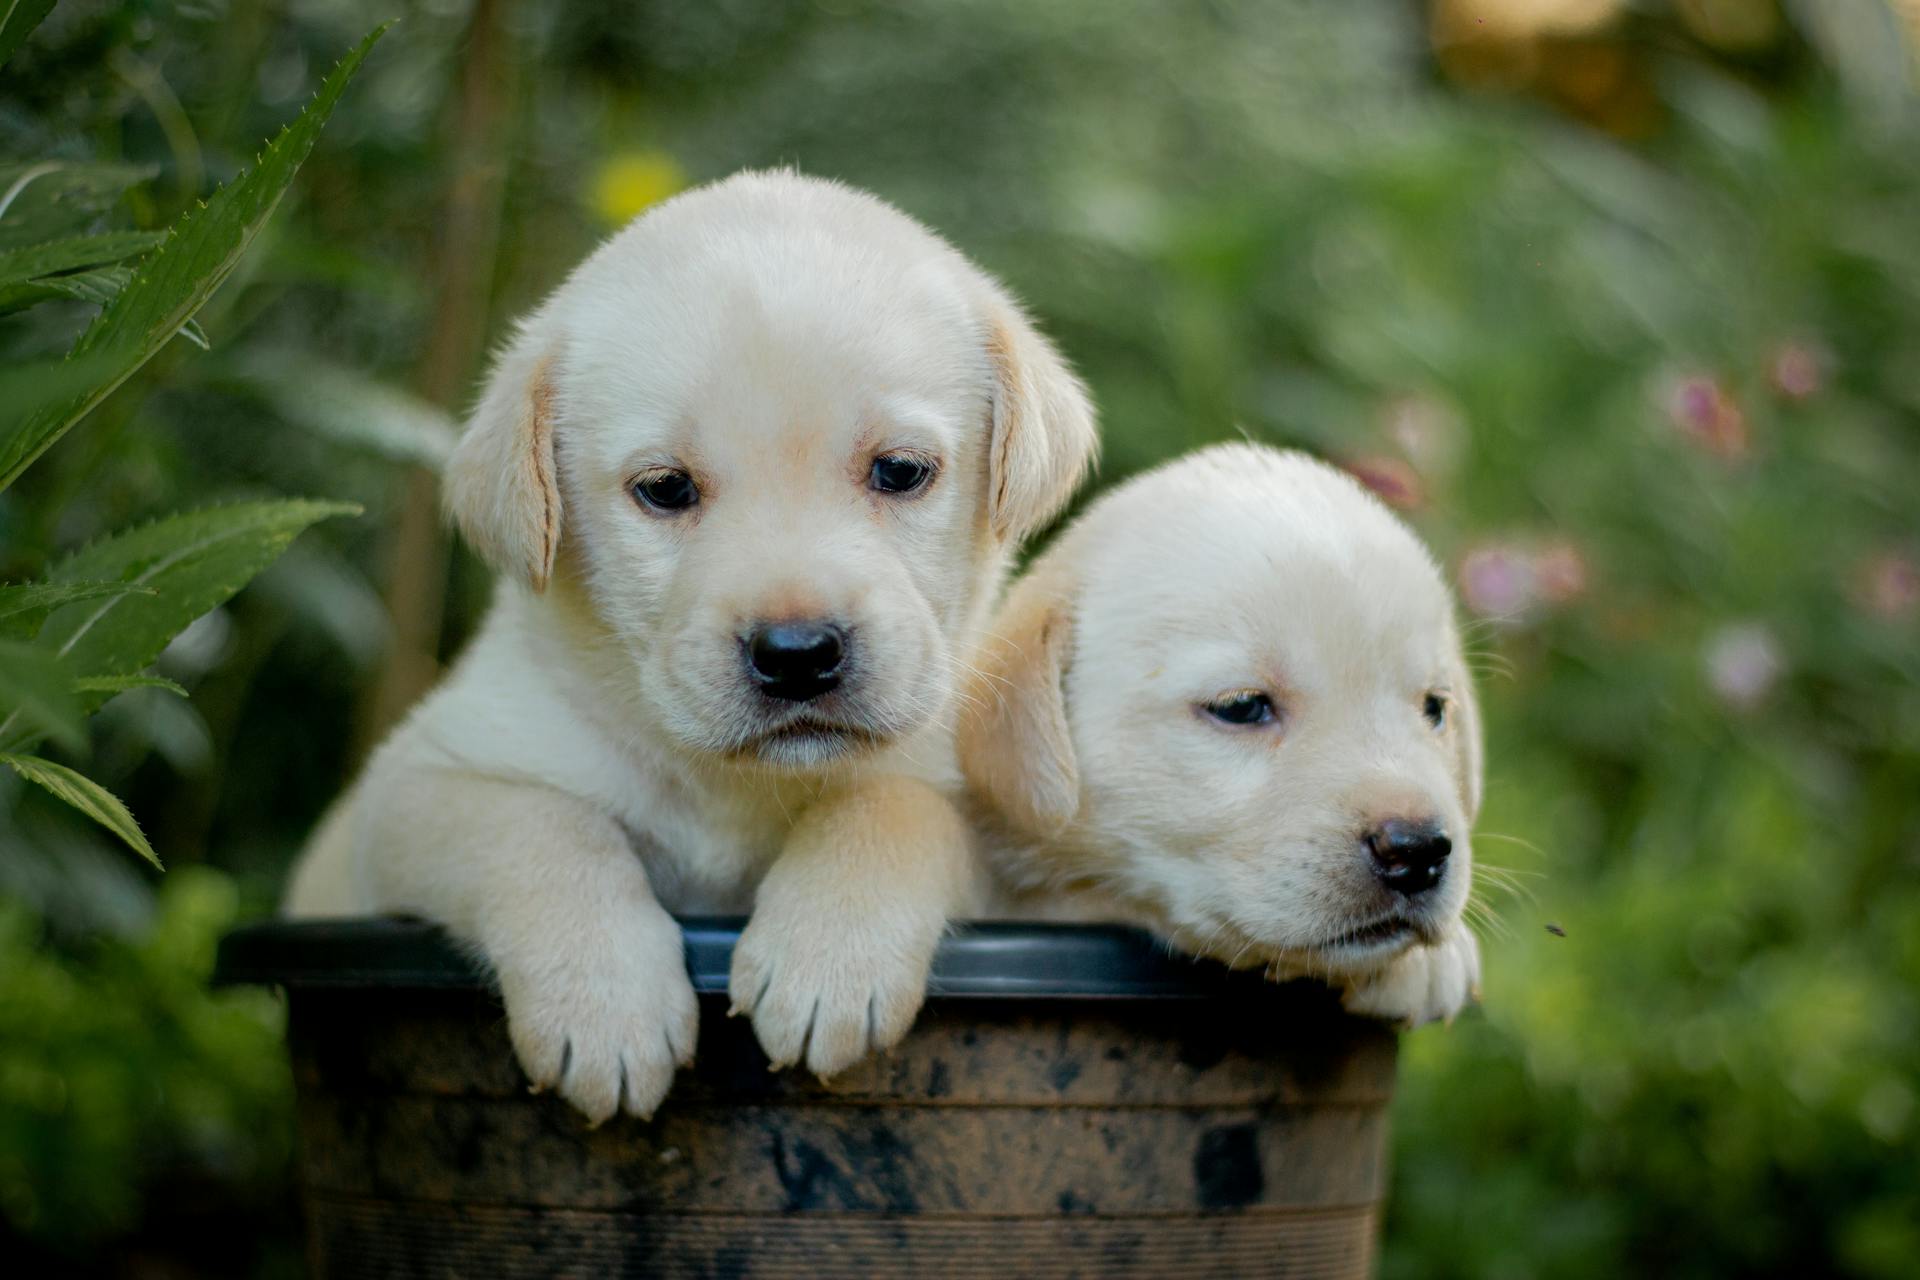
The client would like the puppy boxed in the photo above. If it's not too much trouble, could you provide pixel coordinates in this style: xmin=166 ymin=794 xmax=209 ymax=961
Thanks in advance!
xmin=286 ymin=171 xmax=1096 ymax=1121
xmin=957 ymin=444 xmax=1481 ymax=1025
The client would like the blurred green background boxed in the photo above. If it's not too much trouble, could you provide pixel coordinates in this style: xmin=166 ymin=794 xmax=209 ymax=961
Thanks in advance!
xmin=3 ymin=0 xmax=1918 ymax=1275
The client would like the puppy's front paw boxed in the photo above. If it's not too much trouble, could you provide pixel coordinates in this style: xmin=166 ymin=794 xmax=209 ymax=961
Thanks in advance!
xmin=497 ymin=927 xmax=699 ymax=1125
xmin=730 ymin=902 xmax=939 ymax=1078
xmin=1342 ymin=925 xmax=1481 ymax=1028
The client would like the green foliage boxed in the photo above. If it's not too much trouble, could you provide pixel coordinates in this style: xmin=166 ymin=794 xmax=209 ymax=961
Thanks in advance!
xmin=72 ymin=674 xmax=188 ymax=699
xmin=0 ymin=25 xmax=387 ymax=490
xmin=0 ymin=231 xmax=165 ymax=284
xmin=0 ymin=0 xmax=56 ymax=72
xmin=229 ymin=350 xmax=459 ymax=470
xmin=1 ymin=753 xmax=157 ymax=867
xmin=0 ymin=581 xmax=152 ymax=633
xmin=33 ymin=498 xmax=362 ymax=725
xmin=0 ymin=23 xmax=379 ymax=867
xmin=0 ymin=231 xmax=165 ymax=311
xmin=0 ymin=163 xmax=156 ymax=250
xmin=0 ymin=869 xmax=293 ymax=1255
xmin=0 ymin=639 xmax=85 ymax=752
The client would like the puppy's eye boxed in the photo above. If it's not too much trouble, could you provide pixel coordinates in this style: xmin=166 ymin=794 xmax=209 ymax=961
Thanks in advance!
xmin=869 ymin=452 xmax=936 ymax=496
xmin=1423 ymin=692 xmax=1448 ymax=729
xmin=633 ymin=469 xmax=699 ymax=513
xmin=1203 ymin=691 xmax=1276 ymax=727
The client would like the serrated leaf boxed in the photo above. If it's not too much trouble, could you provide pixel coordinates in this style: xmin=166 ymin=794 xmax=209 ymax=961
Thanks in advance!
xmin=0 ymin=0 xmax=58 ymax=72
xmin=0 ymin=162 xmax=155 ymax=251
xmin=73 ymin=673 xmax=189 ymax=698
xmin=0 ymin=579 xmax=150 ymax=620
xmin=1 ymin=268 xmax=204 ymax=351
xmin=0 ymin=25 xmax=388 ymax=491
xmin=0 ymin=579 xmax=153 ymax=639
xmin=25 ymin=499 xmax=360 ymax=729
xmin=0 ymin=640 xmax=86 ymax=753
xmin=0 ymin=263 xmax=129 ymax=313
xmin=0 ymin=231 xmax=166 ymax=290
xmin=0 ymin=357 xmax=121 ymax=459
xmin=0 ymin=753 xmax=160 ymax=868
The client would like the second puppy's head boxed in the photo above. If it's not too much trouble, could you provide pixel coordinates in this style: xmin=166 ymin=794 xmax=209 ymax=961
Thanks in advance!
xmin=959 ymin=444 xmax=1481 ymax=978
xmin=445 ymin=171 xmax=1095 ymax=770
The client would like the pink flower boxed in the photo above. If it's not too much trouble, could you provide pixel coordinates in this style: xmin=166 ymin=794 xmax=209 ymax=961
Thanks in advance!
xmin=1859 ymin=551 xmax=1920 ymax=621
xmin=1344 ymin=454 xmax=1425 ymax=510
xmin=1533 ymin=539 xmax=1589 ymax=604
xmin=1703 ymin=623 xmax=1784 ymax=711
xmin=1459 ymin=544 xmax=1536 ymax=619
xmin=1769 ymin=342 xmax=1825 ymax=401
xmin=1665 ymin=374 xmax=1749 ymax=459
xmin=1457 ymin=537 xmax=1592 ymax=621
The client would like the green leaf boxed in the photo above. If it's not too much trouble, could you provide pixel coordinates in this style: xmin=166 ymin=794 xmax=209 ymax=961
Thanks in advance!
xmin=0 ymin=579 xmax=152 ymax=628
xmin=34 ymin=499 xmax=359 ymax=718
xmin=0 ymin=640 xmax=86 ymax=753
xmin=0 ymin=25 xmax=388 ymax=492
xmin=0 ymin=231 xmax=166 ymax=290
xmin=31 ymin=264 xmax=128 ymax=305
xmin=72 ymin=673 xmax=189 ymax=699
xmin=0 ymin=0 xmax=57 ymax=72
xmin=0 ymin=263 xmax=128 ymax=313
xmin=0 ymin=581 xmax=152 ymax=646
xmin=0 ymin=268 xmax=206 ymax=350
xmin=0 ymin=753 xmax=161 ymax=868
xmin=0 ymin=162 xmax=154 ymax=251
xmin=0 ymin=359 xmax=118 ymax=441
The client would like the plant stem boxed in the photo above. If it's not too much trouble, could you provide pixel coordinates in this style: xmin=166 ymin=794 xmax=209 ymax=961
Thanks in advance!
xmin=355 ymin=0 xmax=520 ymax=758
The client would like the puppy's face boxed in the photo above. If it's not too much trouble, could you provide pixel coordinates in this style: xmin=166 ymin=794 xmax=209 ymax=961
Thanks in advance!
xmin=445 ymin=173 xmax=1095 ymax=771
xmin=560 ymin=246 xmax=990 ymax=770
xmin=961 ymin=446 xmax=1481 ymax=977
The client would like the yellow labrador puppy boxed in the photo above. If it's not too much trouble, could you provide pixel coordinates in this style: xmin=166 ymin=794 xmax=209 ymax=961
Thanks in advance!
xmin=958 ymin=444 xmax=1481 ymax=1025
xmin=286 ymin=171 xmax=1096 ymax=1121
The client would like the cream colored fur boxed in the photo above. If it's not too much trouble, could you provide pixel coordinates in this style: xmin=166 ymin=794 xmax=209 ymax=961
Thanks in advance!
xmin=959 ymin=444 xmax=1482 ymax=1027
xmin=285 ymin=170 xmax=1096 ymax=1122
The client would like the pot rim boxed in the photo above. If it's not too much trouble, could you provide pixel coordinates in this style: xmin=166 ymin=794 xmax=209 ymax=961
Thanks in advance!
xmin=215 ymin=917 xmax=1337 ymax=1004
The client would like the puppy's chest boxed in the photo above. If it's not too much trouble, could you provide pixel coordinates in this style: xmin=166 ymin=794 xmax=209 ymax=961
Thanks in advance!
xmin=615 ymin=788 xmax=792 ymax=915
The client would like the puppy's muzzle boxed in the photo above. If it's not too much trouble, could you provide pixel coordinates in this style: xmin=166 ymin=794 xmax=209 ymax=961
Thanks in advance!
xmin=744 ymin=620 xmax=848 ymax=703
xmin=1364 ymin=817 xmax=1452 ymax=898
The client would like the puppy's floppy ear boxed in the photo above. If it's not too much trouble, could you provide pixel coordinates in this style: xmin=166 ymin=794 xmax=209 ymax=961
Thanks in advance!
xmin=982 ymin=295 xmax=1098 ymax=543
xmin=443 ymin=321 xmax=563 ymax=592
xmin=957 ymin=561 xmax=1081 ymax=836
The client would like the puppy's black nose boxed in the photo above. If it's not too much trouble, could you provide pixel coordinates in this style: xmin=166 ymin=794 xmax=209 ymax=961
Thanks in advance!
xmin=745 ymin=621 xmax=846 ymax=702
xmin=1365 ymin=818 xmax=1452 ymax=897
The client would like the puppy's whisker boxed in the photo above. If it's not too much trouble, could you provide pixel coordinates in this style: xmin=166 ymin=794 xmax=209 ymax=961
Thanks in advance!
xmin=943 ymin=686 xmax=988 ymax=716
xmin=1475 ymin=831 xmax=1547 ymax=859
xmin=1459 ymin=905 xmax=1505 ymax=948
xmin=1472 ymin=869 xmax=1540 ymax=908
xmin=1461 ymin=893 xmax=1516 ymax=942
xmin=1474 ymin=861 xmax=1545 ymax=887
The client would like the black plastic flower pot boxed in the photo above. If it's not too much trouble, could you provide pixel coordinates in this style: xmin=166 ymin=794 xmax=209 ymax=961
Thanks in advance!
xmin=215 ymin=918 xmax=1397 ymax=1279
